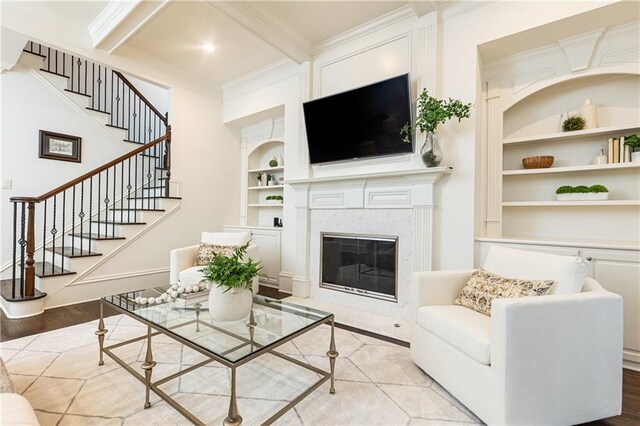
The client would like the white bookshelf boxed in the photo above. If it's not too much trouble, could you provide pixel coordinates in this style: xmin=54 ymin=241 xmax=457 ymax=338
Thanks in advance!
xmin=502 ymin=123 xmax=640 ymax=145
xmin=246 ymin=139 xmax=284 ymax=228
xmin=503 ymin=162 xmax=640 ymax=175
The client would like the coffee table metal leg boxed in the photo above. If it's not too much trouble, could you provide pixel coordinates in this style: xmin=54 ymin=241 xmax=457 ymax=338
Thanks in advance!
xmin=327 ymin=317 xmax=339 ymax=394
xmin=224 ymin=366 xmax=242 ymax=426
xmin=141 ymin=325 xmax=157 ymax=409
xmin=95 ymin=302 xmax=108 ymax=366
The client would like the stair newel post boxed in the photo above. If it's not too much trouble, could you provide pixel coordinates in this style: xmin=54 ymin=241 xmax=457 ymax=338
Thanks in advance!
xmin=24 ymin=200 xmax=37 ymax=298
xmin=164 ymin=125 xmax=172 ymax=198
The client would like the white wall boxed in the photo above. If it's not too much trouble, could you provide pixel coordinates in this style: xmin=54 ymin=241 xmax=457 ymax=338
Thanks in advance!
xmin=0 ymin=7 xmax=241 ymax=289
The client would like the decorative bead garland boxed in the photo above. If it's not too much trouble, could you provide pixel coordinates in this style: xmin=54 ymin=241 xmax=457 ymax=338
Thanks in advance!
xmin=134 ymin=282 xmax=211 ymax=305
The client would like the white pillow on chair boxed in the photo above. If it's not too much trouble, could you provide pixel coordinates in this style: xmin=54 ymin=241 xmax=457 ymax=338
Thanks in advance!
xmin=201 ymin=231 xmax=250 ymax=246
xmin=483 ymin=245 xmax=588 ymax=294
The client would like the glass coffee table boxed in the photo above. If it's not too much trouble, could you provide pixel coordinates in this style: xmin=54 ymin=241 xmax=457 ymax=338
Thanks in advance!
xmin=97 ymin=287 xmax=338 ymax=426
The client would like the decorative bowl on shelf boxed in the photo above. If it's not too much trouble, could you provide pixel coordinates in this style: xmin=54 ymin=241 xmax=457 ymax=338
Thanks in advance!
xmin=522 ymin=156 xmax=554 ymax=169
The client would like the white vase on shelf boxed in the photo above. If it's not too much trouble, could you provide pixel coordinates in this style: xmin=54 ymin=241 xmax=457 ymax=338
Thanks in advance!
xmin=580 ymin=99 xmax=598 ymax=129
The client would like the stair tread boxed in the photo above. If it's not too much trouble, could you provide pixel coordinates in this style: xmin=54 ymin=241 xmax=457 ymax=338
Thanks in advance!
xmin=39 ymin=68 xmax=68 ymax=78
xmin=89 ymin=221 xmax=147 ymax=225
xmin=86 ymin=107 xmax=110 ymax=115
xmin=48 ymin=247 xmax=102 ymax=258
xmin=34 ymin=262 xmax=76 ymax=278
xmin=68 ymin=233 xmax=126 ymax=240
xmin=0 ymin=280 xmax=47 ymax=302
xmin=105 ymin=123 xmax=128 ymax=131
xmin=64 ymin=88 xmax=90 ymax=97
xmin=22 ymin=50 xmax=47 ymax=59
xmin=109 ymin=207 xmax=165 ymax=212
xmin=128 ymin=196 xmax=181 ymax=200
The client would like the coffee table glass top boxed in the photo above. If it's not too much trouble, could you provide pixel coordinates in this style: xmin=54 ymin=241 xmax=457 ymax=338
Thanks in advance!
xmin=102 ymin=287 xmax=332 ymax=363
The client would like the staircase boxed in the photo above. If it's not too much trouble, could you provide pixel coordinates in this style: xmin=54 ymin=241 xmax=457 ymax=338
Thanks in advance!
xmin=0 ymin=42 xmax=180 ymax=318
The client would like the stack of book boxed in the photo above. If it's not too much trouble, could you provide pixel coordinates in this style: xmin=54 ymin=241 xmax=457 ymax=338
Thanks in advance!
xmin=173 ymin=290 xmax=209 ymax=308
xmin=608 ymin=136 xmax=632 ymax=163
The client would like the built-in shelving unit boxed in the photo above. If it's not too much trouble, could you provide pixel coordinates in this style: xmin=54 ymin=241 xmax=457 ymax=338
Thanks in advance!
xmin=502 ymin=123 xmax=640 ymax=145
xmin=246 ymin=139 xmax=285 ymax=228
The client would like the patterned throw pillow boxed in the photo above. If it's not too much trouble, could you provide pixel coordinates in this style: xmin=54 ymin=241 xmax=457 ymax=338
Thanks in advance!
xmin=455 ymin=268 xmax=554 ymax=316
xmin=194 ymin=243 xmax=237 ymax=266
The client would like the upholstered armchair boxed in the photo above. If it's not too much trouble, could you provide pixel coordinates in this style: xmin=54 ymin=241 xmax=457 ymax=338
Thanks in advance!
xmin=170 ymin=232 xmax=260 ymax=293
xmin=410 ymin=245 xmax=623 ymax=425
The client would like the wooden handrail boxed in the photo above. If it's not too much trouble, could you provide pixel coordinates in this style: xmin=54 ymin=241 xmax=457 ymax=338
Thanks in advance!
xmin=10 ymin=134 xmax=168 ymax=203
xmin=112 ymin=70 xmax=167 ymax=125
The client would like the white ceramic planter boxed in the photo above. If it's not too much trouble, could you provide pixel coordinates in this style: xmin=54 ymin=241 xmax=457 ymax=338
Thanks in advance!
xmin=632 ymin=151 xmax=640 ymax=163
xmin=265 ymin=199 xmax=283 ymax=204
xmin=208 ymin=284 xmax=252 ymax=322
xmin=557 ymin=193 xmax=609 ymax=201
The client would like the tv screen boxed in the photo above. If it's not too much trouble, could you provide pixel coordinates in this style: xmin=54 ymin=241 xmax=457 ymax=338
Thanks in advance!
xmin=303 ymin=74 xmax=413 ymax=165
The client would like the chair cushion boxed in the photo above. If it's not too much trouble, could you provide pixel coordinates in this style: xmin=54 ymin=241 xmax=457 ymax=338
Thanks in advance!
xmin=201 ymin=231 xmax=250 ymax=246
xmin=455 ymin=268 xmax=554 ymax=316
xmin=416 ymin=305 xmax=492 ymax=365
xmin=179 ymin=266 xmax=206 ymax=287
xmin=483 ymin=245 xmax=588 ymax=294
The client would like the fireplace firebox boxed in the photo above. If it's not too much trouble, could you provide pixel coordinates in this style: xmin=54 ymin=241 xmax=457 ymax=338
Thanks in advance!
xmin=320 ymin=233 xmax=398 ymax=302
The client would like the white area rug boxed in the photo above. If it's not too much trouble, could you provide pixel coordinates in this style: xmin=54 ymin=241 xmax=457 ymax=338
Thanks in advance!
xmin=1 ymin=314 xmax=482 ymax=425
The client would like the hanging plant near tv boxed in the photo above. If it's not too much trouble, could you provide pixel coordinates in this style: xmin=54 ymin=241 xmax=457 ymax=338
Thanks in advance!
xmin=401 ymin=89 xmax=472 ymax=167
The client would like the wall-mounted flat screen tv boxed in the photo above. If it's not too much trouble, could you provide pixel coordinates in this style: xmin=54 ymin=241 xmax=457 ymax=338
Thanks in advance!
xmin=303 ymin=74 xmax=413 ymax=165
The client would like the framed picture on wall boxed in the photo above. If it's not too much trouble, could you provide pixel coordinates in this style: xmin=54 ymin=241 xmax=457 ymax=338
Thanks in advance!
xmin=39 ymin=130 xmax=82 ymax=163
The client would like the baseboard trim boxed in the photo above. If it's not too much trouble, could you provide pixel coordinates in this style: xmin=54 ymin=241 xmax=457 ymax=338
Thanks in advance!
xmin=71 ymin=267 xmax=169 ymax=286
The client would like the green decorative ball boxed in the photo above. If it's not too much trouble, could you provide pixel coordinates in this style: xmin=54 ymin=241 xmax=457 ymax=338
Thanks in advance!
xmin=562 ymin=115 xmax=585 ymax=132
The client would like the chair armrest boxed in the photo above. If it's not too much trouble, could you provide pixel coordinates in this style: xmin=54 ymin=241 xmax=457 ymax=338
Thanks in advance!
xmin=169 ymin=244 xmax=199 ymax=284
xmin=411 ymin=269 xmax=473 ymax=324
xmin=412 ymin=270 xmax=473 ymax=308
xmin=490 ymin=291 xmax=623 ymax=421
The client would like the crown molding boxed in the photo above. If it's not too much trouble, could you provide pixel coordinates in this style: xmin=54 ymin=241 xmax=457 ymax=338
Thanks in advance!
xmin=313 ymin=5 xmax=416 ymax=55
xmin=88 ymin=0 xmax=140 ymax=47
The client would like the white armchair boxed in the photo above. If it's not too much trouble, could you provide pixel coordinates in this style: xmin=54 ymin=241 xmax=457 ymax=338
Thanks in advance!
xmin=410 ymin=247 xmax=623 ymax=425
xmin=170 ymin=232 xmax=260 ymax=293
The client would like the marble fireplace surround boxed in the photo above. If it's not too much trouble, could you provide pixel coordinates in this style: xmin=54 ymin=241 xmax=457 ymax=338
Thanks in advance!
xmin=287 ymin=167 xmax=452 ymax=320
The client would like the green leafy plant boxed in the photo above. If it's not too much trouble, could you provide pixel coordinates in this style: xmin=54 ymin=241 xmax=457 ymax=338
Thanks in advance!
xmin=199 ymin=243 xmax=262 ymax=293
xmin=269 ymin=157 xmax=278 ymax=167
xmin=624 ymin=134 xmax=640 ymax=151
xmin=266 ymin=195 xmax=283 ymax=201
xmin=555 ymin=185 xmax=574 ymax=194
xmin=400 ymin=89 xmax=472 ymax=142
xmin=573 ymin=185 xmax=590 ymax=193
xmin=589 ymin=184 xmax=608 ymax=193
xmin=562 ymin=115 xmax=585 ymax=132
xmin=256 ymin=172 xmax=263 ymax=183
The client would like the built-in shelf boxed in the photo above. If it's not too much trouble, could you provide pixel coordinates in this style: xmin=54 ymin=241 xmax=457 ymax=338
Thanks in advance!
xmin=503 ymin=200 xmax=640 ymax=207
xmin=248 ymin=185 xmax=284 ymax=190
xmin=248 ymin=166 xmax=284 ymax=173
xmin=476 ymin=236 xmax=640 ymax=251
xmin=503 ymin=124 xmax=640 ymax=145
xmin=247 ymin=204 xmax=284 ymax=208
xmin=503 ymin=162 xmax=640 ymax=175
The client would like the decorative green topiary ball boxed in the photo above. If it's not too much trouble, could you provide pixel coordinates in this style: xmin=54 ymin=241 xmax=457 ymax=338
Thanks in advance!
xmin=555 ymin=185 xmax=574 ymax=194
xmin=562 ymin=115 xmax=585 ymax=132
xmin=573 ymin=185 xmax=590 ymax=193
xmin=269 ymin=158 xmax=278 ymax=167
xmin=589 ymin=184 xmax=608 ymax=193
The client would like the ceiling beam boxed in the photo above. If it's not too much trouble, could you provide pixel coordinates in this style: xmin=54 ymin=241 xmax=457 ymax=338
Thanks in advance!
xmin=409 ymin=1 xmax=438 ymax=18
xmin=204 ymin=1 xmax=312 ymax=64
xmin=89 ymin=0 xmax=169 ymax=53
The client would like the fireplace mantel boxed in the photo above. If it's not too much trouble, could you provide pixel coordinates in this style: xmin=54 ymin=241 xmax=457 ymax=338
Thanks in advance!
xmin=286 ymin=166 xmax=453 ymax=298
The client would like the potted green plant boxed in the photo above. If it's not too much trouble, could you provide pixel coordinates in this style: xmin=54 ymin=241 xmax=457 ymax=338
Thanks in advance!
xmin=256 ymin=172 xmax=264 ymax=187
xmin=562 ymin=115 xmax=585 ymax=132
xmin=265 ymin=195 xmax=284 ymax=204
xmin=624 ymin=134 xmax=640 ymax=163
xmin=555 ymin=185 xmax=574 ymax=201
xmin=555 ymin=184 xmax=609 ymax=201
xmin=401 ymin=89 xmax=472 ymax=167
xmin=199 ymin=243 xmax=262 ymax=321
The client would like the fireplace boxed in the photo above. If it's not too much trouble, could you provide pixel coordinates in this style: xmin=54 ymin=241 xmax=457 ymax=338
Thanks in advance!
xmin=320 ymin=233 xmax=398 ymax=302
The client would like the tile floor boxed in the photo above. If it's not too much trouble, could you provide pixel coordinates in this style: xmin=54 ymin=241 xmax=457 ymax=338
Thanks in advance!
xmin=1 ymin=314 xmax=482 ymax=425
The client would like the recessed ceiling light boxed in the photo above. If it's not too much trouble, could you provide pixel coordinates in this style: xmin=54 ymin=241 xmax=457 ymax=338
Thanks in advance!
xmin=202 ymin=43 xmax=216 ymax=53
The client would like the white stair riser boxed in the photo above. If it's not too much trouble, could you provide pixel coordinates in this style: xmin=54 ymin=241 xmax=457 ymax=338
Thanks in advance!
xmin=127 ymin=198 xmax=165 ymax=209
xmin=69 ymin=236 xmax=98 ymax=251
xmin=105 ymin=210 xmax=142 ymax=222
xmin=38 ymin=70 xmax=70 ymax=92
xmin=85 ymin=108 xmax=110 ymax=126
xmin=142 ymin=188 xmax=166 ymax=197
xmin=89 ymin=222 xmax=120 ymax=235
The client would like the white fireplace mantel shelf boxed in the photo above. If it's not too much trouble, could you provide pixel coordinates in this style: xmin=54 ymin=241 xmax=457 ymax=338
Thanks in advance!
xmin=285 ymin=166 xmax=452 ymax=186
